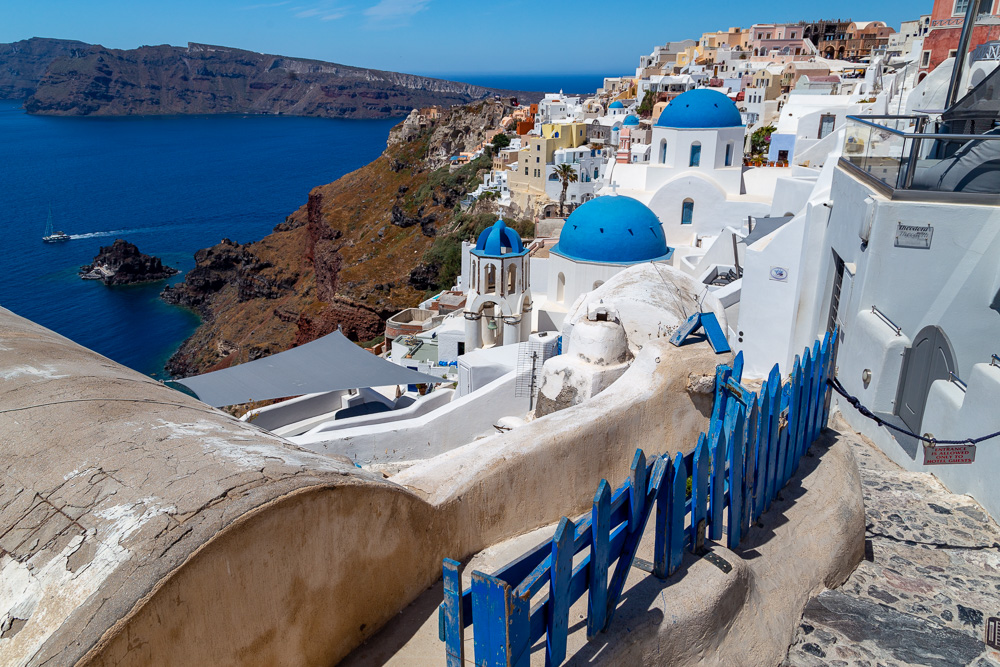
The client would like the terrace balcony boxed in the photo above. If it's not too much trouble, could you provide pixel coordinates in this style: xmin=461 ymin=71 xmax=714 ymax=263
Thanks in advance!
xmin=841 ymin=114 xmax=1000 ymax=203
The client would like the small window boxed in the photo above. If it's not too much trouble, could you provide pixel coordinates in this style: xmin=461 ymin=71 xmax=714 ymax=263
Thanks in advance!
xmin=921 ymin=50 xmax=931 ymax=67
xmin=689 ymin=142 xmax=702 ymax=167
xmin=818 ymin=114 xmax=836 ymax=139
xmin=725 ymin=142 xmax=733 ymax=166
xmin=681 ymin=199 xmax=694 ymax=224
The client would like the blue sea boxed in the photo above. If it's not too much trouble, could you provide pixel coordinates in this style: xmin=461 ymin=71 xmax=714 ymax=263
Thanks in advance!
xmin=0 ymin=73 xmax=602 ymax=378
xmin=0 ymin=99 xmax=397 ymax=377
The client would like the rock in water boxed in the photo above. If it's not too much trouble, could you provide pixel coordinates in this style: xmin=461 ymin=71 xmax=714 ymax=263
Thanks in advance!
xmin=79 ymin=239 xmax=178 ymax=285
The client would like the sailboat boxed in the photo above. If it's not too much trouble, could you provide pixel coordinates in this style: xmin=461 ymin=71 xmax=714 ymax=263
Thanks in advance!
xmin=42 ymin=207 xmax=70 ymax=243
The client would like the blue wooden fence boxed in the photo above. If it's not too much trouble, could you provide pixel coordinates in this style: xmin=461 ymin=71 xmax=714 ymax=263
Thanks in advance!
xmin=439 ymin=331 xmax=837 ymax=667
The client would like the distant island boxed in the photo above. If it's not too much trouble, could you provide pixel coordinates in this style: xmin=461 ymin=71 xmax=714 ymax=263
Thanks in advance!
xmin=80 ymin=239 xmax=178 ymax=285
xmin=0 ymin=38 xmax=535 ymax=119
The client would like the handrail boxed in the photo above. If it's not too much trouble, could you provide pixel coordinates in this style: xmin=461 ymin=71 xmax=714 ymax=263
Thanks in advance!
xmin=948 ymin=371 xmax=968 ymax=391
xmin=871 ymin=305 xmax=902 ymax=336
xmin=846 ymin=115 xmax=1000 ymax=142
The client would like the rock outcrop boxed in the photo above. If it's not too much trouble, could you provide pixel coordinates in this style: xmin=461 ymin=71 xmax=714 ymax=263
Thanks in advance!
xmin=79 ymin=239 xmax=178 ymax=285
xmin=161 ymin=101 xmax=532 ymax=378
xmin=16 ymin=41 xmax=534 ymax=119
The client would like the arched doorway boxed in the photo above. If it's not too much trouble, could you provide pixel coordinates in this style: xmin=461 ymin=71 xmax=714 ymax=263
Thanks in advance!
xmin=896 ymin=325 xmax=956 ymax=433
xmin=556 ymin=272 xmax=566 ymax=302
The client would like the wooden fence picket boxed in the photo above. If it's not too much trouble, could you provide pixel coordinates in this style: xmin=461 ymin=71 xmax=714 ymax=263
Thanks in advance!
xmin=653 ymin=456 xmax=674 ymax=579
xmin=587 ymin=480 xmax=611 ymax=639
xmin=547 ymin=518 xmax=575 ymax=665
xmin=709 ymin=426 xmax=726 ymax=541
xmin=763 ymin=364 xmax=782 ymax=509
xmin=669 ymin=452 xmax=687 ymax=576
xmin=690 ymin=434 xmax=710 ymax=552
xmin=726 ymin=401 xmax=745 ymax=549
xmin=442 ymin=558 xmax=464 ymax=667
xmin=742 ymin=393 xmax=759 ymax=533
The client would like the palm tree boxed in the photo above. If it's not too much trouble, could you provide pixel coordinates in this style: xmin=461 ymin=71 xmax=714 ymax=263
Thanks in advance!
xmin=554 ymin=163 xmax=578 ymax=217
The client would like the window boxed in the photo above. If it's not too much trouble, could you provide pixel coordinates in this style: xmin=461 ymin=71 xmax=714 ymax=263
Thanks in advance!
xmin=818 ymin=114 xmax=836 ymax=139
xmin=536 ymin=156 xmax=540 ymax=163
xmin=954 ymin=0 xmax=969 ymax=14
xmin=725 ymin=142 xmax=733 ymax=166
xmin=506 ymin=263 xmax=516 ymax=294
xmin=681 ymin=199 xmax=694 ymax=224
xmin=556 ymin=272 xmax=565 ymax=302
xmin=689 ymin=142 xmax=702 ymax=167
xmin=660 ymin=139 xmax=668 ymax=164
xmin=486 ymin=264 xmax=496 ymax=292
xmin=921 ymin=50 xmax=931 ymax=67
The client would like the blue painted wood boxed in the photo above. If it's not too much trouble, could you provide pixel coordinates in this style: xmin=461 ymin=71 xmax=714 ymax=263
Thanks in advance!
xmin=813 ymin=336 xmax=830 ymax=442
xmin=742 ymin=394 xmax=758 ymax=533
xmin=731 ymin=350 xmax=744 ymax=383
xmin=604 ymin=456 xmax=667 ymax=630
xmin=547 ymin=517 xmax=574 ymax=665
xmin=700 ymin=311 xmax=732 ymax=354
xmin=471 ymin=571 xmax=503 ymax=666
xmin=629 ymin=449 xmax=647 ymax=533
xmin=727 ymin=402 xmax=745 ymax=549
xmin=587 ymin=480 xmax=610 ymax=639
xmin=752 ymin=385 xmax=768 ymax=523
xmin=442 ymin=558 xmax=464 ymax=667
xmin=653 ymin=455 xmax=673 ymax=579
xmin=690 ymin=435 xmax=710 ymax=552
xmin=786 ymin=355 xmax=802 ymax=476
xmin=710 ymin=364 xmax=733 ymax=435
xmin=669 ymin=452 xmax=687 ymax=575
xmin=821 ymin=330 xmax=838 ymax=431
xmin=808 ymin=340 xmax=822 ymax=445
xmin=669 ymin=312 xmax=702 ymax=347
xmin=709 ymin=426 xmax=726 ymax=541
xmin=796 ymin=347 xmax=813 ymax=464
xmin=775 ymin=385 xmax=790 ymax=490
xmin=508 ymin=591 xmax=531 ymax=667
xmin=763 ymin=364 xmax=782 ymax=509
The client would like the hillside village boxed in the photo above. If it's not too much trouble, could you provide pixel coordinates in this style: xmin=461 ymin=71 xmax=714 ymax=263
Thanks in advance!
xmin=3 ymin=0 xmax=1000 ymax=665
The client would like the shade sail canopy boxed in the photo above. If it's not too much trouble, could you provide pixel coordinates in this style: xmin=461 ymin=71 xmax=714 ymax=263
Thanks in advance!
xmin=170 ymin=331 xmax=445 ymax=407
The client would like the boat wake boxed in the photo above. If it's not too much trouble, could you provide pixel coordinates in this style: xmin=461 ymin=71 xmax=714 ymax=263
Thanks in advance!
xmin=69 ymin=227 xmax=160 ymax=240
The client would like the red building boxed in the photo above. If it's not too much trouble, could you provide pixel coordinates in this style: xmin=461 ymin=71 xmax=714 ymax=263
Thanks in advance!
xmin=920 ymin=0 xmax=1000 ymax=79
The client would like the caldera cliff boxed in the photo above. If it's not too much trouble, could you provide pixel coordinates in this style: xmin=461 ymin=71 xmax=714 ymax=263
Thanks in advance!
xmin=162 ymin=100 xmax=532 ymax=377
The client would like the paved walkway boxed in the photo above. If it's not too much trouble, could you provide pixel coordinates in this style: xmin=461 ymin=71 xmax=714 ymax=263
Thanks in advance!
xmin=785 ymin=416 xmax=1000 ymax=666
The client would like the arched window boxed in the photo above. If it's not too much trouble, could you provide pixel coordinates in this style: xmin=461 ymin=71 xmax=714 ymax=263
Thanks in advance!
xmin=471 ymin=261 xmax=477 ymax=289
xmin=549 ymin=172 xmax=559 ymax=181
xmin=593 ymin=280 xmax=604 ymax=290
xmin=556 ymin=272 xmax=566 ymax=303
xmin=725 ymin=142 xmax=733 ymax=166
xmin=593 ymin=167 xmax=599 ymax=179
xmin=486 ymin=264 xmax=496 ymax=293
xmin=659 ymin=139 xmax=668 ymax=164
xmin=689 ymin=142 xmax=702 ymax=167
xmin=681 ymin=199 xmax=694 ymax=224
xmin=506 ymin=263 xmax=517 ymax=295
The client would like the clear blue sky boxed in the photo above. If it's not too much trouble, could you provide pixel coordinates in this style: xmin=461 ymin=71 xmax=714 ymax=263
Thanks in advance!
xmin=3 ymin=0 xmax=926 ymax=76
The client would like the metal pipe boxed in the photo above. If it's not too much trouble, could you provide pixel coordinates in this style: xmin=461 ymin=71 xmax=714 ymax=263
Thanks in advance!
xmin=871 ymin=305 xmax=902 ymax=336
xmin=948 ymin=371 xmax=968 ymax=390
xmin=945 ymin=0 xmax=981 ymax=110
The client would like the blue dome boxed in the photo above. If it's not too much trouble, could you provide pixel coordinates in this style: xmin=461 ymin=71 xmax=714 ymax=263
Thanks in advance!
xmin=473 ymin=219 xmax=527 ymax=258
xmin=655 ymin=89 xmax=743 ymax=129
xmin=622 ymin=114 xmax=639 ymax=126
xmin=608 ymin=100 xmax=624 ymax=109
xmin=553 ymin=196 xmax=672 ymax=264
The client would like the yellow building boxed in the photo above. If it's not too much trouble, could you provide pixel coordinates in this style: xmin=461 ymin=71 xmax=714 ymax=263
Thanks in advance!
xmin=508 ymin=122 xmax=589 ymax=210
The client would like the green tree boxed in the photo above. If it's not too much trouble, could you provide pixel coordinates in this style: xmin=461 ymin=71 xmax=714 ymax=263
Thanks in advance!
xmin=491 ymin=133 xmax=511 ymax=152
xmin=750 ymin=124 xmax=776 ymax=159
xmin=554 ymin=163 xmax=578 ymax=217
xmin=636 ymin=91 xmax=654 ymax=118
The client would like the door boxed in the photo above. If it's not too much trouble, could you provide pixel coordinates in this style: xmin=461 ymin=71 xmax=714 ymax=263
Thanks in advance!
xmin=896 ymin=326 xmax=956 ymax=433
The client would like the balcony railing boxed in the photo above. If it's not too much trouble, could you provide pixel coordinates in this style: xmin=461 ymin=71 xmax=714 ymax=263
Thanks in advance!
xmin=841 ymin=115 xmax=1000 ymax=199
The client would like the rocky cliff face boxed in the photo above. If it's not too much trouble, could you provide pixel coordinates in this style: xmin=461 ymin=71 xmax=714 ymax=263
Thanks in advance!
xmin=79 ymin=239 xmax=179 ymax=285
xmin=162 ymin=100 xmax=532 ymax=377
xmin=0 ymin=37 xmax=90 ymax=99
xmin=20 ymin=41 xmax=532 ymax=118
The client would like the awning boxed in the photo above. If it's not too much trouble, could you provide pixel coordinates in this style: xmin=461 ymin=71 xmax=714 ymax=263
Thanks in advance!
xmin=170 ymin=331 xmax=446 ymax=407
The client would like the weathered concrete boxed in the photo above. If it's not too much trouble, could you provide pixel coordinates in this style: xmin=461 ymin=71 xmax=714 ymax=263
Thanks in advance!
xmin=785 ymin=412 xmax=1000 ymax=666
xmin=0 ymin=301 xmax=723 ymax=666
xmin=343 ymin=415 xmax=865 ymax=666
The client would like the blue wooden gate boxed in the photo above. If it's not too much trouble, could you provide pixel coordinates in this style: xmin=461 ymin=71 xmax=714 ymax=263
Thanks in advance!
xmin=439 ymin=331 xmax=837 ymax=666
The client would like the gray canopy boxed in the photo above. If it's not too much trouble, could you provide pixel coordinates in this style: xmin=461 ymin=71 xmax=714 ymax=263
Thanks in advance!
xmin=171 ymin=331 xmax=445 ymax=407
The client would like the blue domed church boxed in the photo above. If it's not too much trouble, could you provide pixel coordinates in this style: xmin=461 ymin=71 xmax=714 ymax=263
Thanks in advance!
xmin=538 ymin=194 xmax=673 ymax=327
xmin=603 ymin=88 xmax=770 ymax=248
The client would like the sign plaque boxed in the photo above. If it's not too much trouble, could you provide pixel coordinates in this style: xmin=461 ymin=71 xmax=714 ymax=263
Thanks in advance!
xmin=895 ymin=223 xmax=933 ymax=249
xmin=923 ymin=443 xmax=976 ymax=465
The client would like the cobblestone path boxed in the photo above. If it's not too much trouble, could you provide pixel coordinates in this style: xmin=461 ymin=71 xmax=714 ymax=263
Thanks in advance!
xmin=785 ymin=417 xmax=1000 ymax=667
